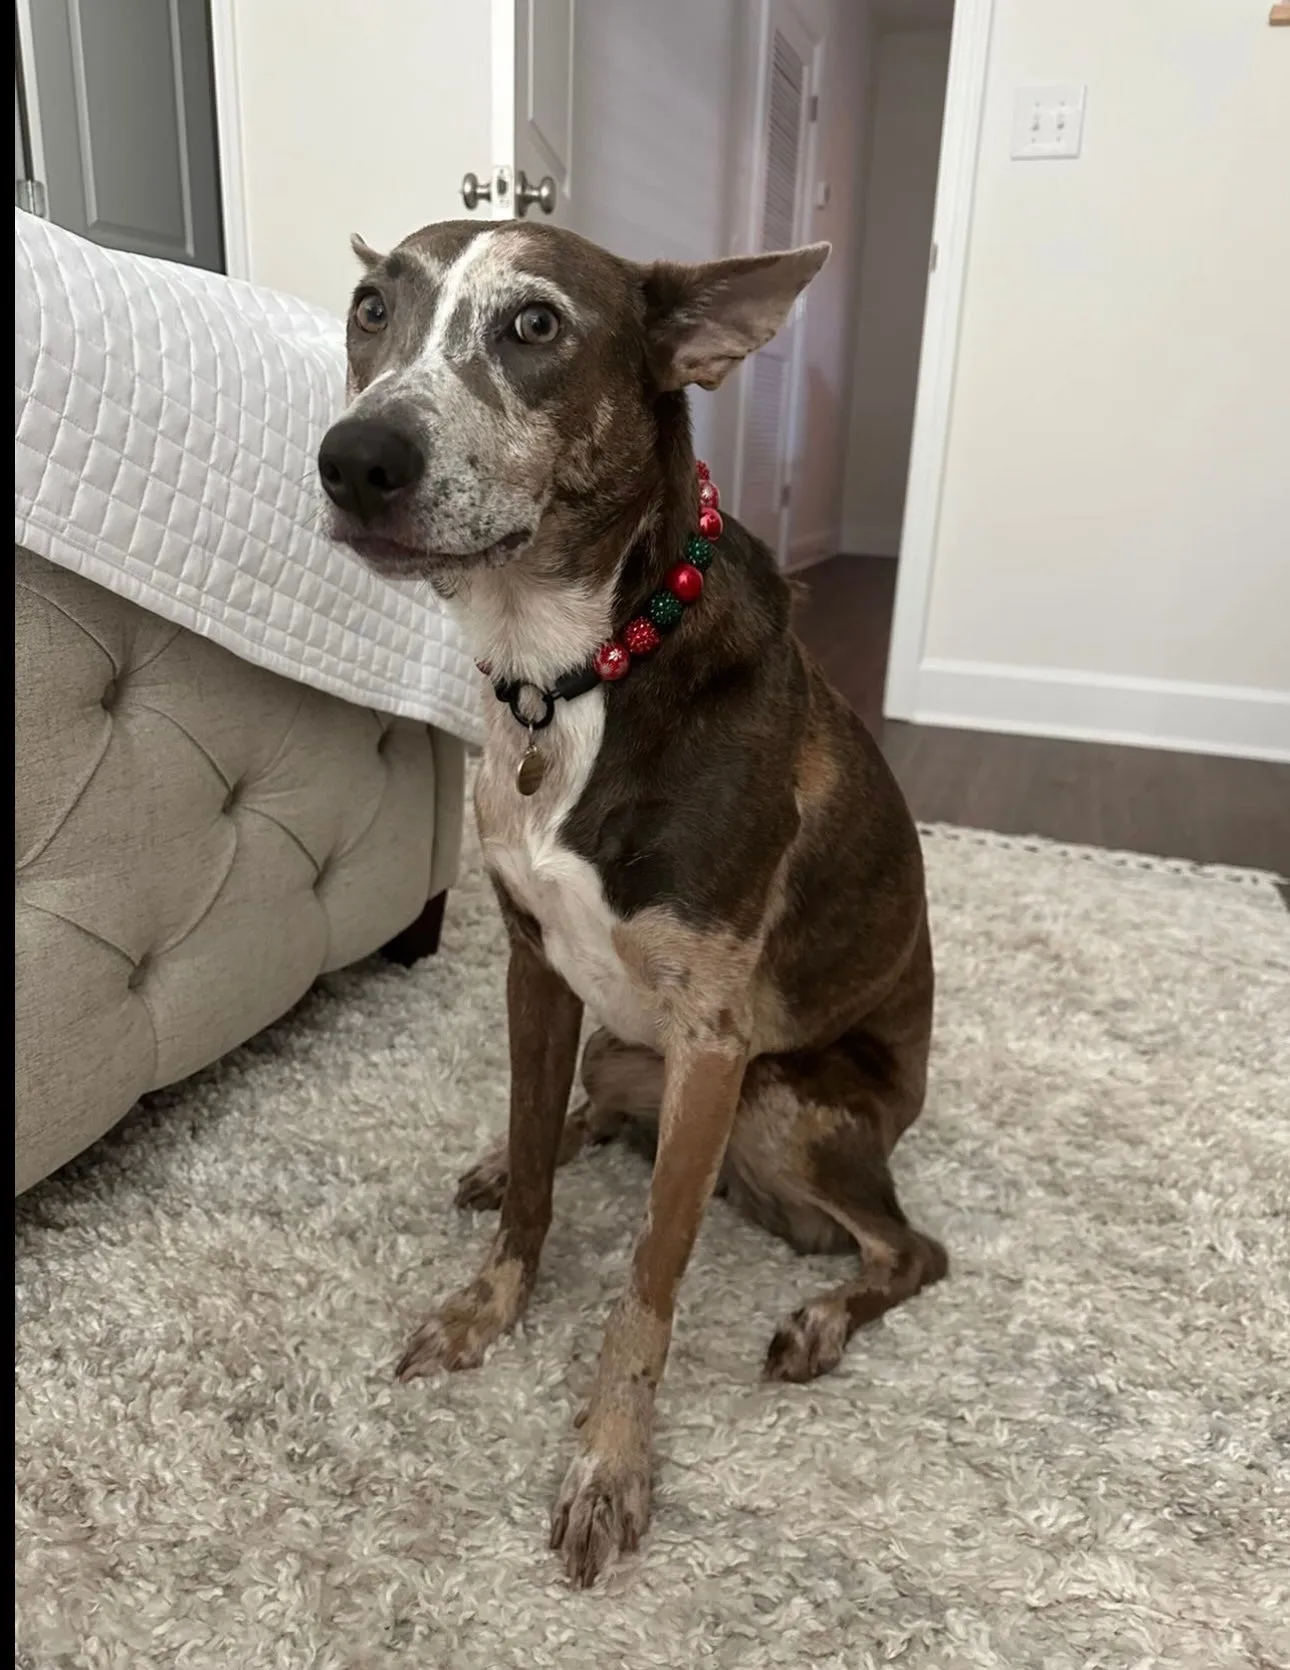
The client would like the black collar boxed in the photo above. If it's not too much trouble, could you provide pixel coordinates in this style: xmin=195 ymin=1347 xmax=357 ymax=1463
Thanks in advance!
xmin=489 ymin=664 xmax=601 ymax=732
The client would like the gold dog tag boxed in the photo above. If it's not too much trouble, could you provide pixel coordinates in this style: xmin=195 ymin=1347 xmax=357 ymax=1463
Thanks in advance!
xmin=516 ymin=738 xmax=546 ymax=796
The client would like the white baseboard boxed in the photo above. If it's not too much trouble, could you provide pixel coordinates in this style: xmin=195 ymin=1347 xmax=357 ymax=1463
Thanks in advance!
xmin=840 ymin=519 xmax=902 ymax=559
xmin=905 ymin=658 xmax=1290 ymax=763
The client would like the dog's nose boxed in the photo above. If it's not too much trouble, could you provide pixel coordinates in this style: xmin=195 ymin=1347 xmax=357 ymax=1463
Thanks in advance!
xmin=318 ymin=417 xmax=425 ymax=523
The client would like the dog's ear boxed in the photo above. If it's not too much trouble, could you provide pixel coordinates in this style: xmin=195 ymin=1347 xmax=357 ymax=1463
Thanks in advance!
xmin=350 ymin=233 xmax=383 ymax=270
xmin=639 ymin=244 xmax=830 ymax=393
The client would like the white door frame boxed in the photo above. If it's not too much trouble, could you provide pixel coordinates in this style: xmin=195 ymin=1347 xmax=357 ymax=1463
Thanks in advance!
xmin=208 ymin=0 xmax=250 ymax=280
xmin=14 ymin=0 xmax=49 ymax=188
xmin=727 ymin=0 xmax=773 ymax=525
xmin=773 ymin=22 xmax=823 ymax=569
xmin=728 ymin=0 xmax=822 ymax=567
xmin=883 ymin=0 xmax=996 ymax=718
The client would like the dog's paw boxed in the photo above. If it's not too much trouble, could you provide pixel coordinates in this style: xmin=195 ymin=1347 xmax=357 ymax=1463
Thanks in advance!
xmin=549 ymin=1446 xmax=651 ymax=1588
xmin=396 ymin=1277 xmax=516 ymax=1380
xmin=763 ymin=1300 xmax=848 ymax=1383
xmin=453 ymin=1149 xmax=508 ymax=1212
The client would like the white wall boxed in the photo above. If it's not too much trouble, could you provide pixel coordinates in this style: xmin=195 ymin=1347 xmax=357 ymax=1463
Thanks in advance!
xmin=573 ymin=0 xmax=874 ymax=558
xmin=218 ymin=0 xmax=490 ymax=315
xmin=841 ymin=24 xmax=950 ymax=558
xmin=571 ymin=1 xmax=739 ymax=267
xmin=903 ymin=0 xmax=1290 ymax=759
xmin=569 ymin=0 xmax=742 ymax=477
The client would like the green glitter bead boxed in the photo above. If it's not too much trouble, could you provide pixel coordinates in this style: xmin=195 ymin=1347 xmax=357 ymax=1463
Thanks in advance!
xmin=647 ymin=589 xmax=685 ymax=630
xmin=686 ymin=535 xmax=714 ymax=571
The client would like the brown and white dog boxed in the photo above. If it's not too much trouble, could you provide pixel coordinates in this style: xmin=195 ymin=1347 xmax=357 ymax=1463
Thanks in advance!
xmin=318 ymin=218 xmax=946 ymax=1586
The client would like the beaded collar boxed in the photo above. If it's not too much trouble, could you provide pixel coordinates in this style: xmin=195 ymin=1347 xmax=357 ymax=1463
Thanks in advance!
xmin=480 ymin=460 xmax=724 ymax=795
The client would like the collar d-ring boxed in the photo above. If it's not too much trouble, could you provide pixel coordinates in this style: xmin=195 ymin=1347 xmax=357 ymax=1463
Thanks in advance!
xmin=503 ymin=683 xmax=556 ymax=731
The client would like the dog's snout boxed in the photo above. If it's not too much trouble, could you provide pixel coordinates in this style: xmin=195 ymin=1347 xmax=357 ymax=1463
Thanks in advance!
xmin=318 ymin=417 xmax=425 ymax=523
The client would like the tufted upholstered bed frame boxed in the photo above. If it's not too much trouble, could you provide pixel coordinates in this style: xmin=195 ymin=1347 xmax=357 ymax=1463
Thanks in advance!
xmin=15 ymin=547 xmax=468 ymax=1195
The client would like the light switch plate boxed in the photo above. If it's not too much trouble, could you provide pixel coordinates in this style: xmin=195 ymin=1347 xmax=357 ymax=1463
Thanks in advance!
xmin=1011 ymin=84 xmax=1087 ymax=160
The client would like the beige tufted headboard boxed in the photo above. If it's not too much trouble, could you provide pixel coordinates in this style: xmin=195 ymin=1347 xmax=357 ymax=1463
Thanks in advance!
xmin=15 ymin=548 xmax=466 ymax=1194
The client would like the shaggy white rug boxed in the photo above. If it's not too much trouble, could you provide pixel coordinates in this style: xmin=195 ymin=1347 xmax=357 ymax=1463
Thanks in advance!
xmin=15 ymin=825 xmax=1290 ymax=1670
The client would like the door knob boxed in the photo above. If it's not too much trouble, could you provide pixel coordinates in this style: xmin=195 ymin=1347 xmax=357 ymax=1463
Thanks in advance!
xmin=515 ymin=171 xmax=557 ymax=217
xmin=460 ymin=171 xmax=491 ymax=210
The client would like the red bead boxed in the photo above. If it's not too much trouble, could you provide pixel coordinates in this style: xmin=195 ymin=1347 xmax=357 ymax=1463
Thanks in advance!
xmin=698 ymin=479 xmax=720 ymax=511
xmin=623 ymin=617 xmax=661 ymax=656
xmin=695 ymin=459 xmax=710 ymax=481
xmin=666 ymin=562 xmax=704 ymax=603
xmin=698 ymin=508 xmax=723 ymax=540
xmin=593 ymin=640 xmax=631 ymax=680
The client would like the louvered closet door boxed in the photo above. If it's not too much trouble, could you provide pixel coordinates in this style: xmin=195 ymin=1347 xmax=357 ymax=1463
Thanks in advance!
xmin=736 ymin=8 xmax=815 ymax=560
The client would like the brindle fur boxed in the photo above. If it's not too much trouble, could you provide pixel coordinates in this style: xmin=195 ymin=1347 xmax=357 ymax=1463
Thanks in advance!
xmin=319 ymin=218 xmax=946 ymax=1587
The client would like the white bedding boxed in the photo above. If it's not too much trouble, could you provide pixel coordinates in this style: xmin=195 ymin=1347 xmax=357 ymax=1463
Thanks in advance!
xmin=14 ymin=210 xmax=484 ymax=745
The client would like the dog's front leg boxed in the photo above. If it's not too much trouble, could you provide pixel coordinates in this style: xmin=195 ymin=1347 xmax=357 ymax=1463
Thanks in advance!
xmin=397 ymin=929 xmax=582 ymax=1379
xmin=550 ymin=1035 xmax=747 ymax=1585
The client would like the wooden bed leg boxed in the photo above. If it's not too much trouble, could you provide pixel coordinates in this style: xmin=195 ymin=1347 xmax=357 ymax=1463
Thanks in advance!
xmin=381 ymin=891 xmax=448 ymax=966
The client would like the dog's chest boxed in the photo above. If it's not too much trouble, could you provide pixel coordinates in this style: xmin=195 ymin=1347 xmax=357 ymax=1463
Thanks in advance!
xmin=476 ymin=697 xmax=659 ymax=1048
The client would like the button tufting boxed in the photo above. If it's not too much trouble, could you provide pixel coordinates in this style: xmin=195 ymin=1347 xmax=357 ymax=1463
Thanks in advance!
xmin=377 ymin=729 xmax=392 ymax=756
xmin=223 ymin=783 xmax=239 ymax=813
xmin=101 ymin=678 xmax=118 ymax=710
xmin=127 ymin=954 xmax=151 ymax=990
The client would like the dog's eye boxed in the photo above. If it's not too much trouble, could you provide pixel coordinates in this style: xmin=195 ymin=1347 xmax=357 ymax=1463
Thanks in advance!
xmin=354 ymin=293 xmax=388 ymax=334
xmin=513 ymin=305 xmax=560 ymax=346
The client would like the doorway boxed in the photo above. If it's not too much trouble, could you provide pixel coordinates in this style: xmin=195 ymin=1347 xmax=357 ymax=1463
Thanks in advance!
xmin=728 ymin=0 xmax=960 ymax=733
xmin=570 ymin=0 xmax=990 ymax=730
xmin=841 ymin=9 xmax=953 ymax=565
xmin=800 ymin=0 xmax=957 ymax=731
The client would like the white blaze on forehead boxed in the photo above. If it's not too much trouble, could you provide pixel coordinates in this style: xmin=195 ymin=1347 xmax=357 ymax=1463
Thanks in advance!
xmin=425 ymin=230 xmax=515 ymax=358
xmin=415 ymin=230 xmax=583 ymax=366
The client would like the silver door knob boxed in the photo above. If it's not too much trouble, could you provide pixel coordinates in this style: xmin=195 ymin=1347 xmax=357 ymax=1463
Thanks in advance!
xmin=460 ymin=171 xmax=491 ymax=211
xmin=515 ymin=171 xmax=557 ymax=217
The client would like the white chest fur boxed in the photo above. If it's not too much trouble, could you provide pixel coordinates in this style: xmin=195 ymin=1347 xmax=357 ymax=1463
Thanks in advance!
xmin=475 ymin=691 xmax=660 ymax=1049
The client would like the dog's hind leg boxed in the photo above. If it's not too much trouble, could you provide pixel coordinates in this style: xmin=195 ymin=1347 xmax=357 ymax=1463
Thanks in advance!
xmin=761 ymin=1183 xmax=947 ymax=1383
xmin=723 ymin=1048 xmax=947 ymax=1383
xmin=454 ymin=1029 xmax=656 ymax=1210
xmin=453 ymin=1103 xmax=620 ymax=1210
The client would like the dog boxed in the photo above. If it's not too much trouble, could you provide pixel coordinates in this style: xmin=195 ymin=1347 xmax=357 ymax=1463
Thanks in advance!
xmin=318 ymin=217 xmax=946 ymax=1587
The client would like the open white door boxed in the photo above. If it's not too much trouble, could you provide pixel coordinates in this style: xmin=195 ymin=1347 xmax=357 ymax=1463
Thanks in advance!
xmin=459 ymin=0 xmax=575 ymax=228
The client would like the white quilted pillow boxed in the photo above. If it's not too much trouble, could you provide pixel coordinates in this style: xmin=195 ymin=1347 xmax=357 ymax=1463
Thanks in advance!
xmin=14 ymin=209 xmax=484 ymax=745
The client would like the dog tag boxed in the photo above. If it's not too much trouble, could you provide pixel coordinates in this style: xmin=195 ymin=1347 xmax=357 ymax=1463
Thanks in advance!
xmin=516 ymin=738 xmax=546 ymax=796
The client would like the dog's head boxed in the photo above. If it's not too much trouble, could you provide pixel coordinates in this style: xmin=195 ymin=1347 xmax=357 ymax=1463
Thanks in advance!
xmin=318 ymin=220 xmax=828 ymax=589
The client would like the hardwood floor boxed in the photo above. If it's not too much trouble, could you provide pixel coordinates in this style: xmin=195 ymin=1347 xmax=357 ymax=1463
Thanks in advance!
xmin=791 ymin=555 xmax=1290 ymax=879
